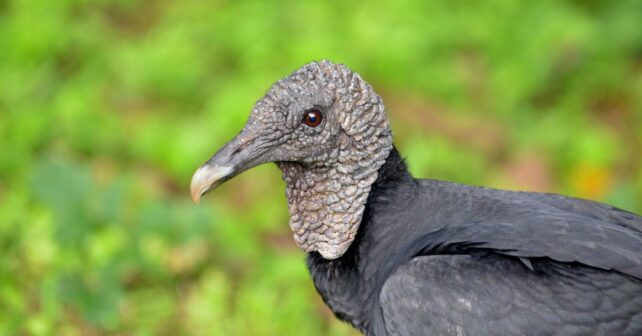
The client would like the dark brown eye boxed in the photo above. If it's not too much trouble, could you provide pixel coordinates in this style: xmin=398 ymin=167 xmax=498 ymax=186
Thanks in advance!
xmin=303 ymin=109 xmax=323 ymax=127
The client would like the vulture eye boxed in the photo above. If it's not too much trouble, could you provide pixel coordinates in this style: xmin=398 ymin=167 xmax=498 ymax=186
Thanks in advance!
xmin=303 ymin=109 xmax=323 ymax=127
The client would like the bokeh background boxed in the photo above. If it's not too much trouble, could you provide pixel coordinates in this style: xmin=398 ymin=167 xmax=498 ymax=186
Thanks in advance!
xmin=1 ymin=0 xmax=641 ymax=335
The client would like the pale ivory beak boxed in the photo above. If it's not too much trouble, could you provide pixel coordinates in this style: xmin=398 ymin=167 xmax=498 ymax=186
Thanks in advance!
xmin=190 ymin=165 xmax=234 ymax=204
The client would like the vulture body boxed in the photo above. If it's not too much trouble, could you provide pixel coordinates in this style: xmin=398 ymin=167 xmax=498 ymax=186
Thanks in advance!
xmin=191 ymin=61 xmax=642 ymax=335
xmin=308 ymin=148 xmax=642 ymax=335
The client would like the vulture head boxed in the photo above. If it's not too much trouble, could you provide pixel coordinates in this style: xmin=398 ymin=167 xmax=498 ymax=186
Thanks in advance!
xmin=191 ymin=61 xmax=393 ymax=259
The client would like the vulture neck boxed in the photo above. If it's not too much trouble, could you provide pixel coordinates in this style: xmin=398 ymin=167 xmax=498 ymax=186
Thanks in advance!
xmin=306 ymin=145 xmax=417 ymax=333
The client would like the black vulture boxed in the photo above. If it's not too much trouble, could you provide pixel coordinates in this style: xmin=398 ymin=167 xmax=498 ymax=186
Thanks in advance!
xmin=190 ymin=61 xmax=642 ymax=335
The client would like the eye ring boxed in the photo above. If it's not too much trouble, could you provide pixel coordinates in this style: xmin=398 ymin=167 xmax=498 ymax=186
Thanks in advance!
xmin=303 ymin=109 xmax=323 ymax=128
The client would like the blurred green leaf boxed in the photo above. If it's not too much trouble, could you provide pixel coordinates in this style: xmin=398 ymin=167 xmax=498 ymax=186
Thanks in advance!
xmin=0 ymin=0 xmax=640 ymax=334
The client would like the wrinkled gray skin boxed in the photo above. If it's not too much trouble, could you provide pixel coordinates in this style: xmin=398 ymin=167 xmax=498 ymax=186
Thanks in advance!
xmin=193 ymin=61 xmax=392 ymax=259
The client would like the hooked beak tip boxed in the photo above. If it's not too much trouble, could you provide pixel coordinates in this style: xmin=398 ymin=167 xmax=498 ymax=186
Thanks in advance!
xmin=191 ymin=189 xmax=202 ymax=205
xmin=190 ymin=164 xmax=234 ymax=205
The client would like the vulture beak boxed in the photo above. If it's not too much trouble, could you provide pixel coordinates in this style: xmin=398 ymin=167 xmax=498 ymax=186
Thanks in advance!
xmin=190 ymin=131 xmax=263 ymax=204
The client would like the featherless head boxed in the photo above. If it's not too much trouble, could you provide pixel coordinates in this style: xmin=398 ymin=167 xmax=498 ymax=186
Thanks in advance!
xmin=191 ymin=61 xmax=393 ymax=259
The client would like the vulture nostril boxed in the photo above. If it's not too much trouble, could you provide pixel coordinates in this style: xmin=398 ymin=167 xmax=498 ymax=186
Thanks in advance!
xmin=230 ymin=136 xmax=256 ymax=156
xmin=231 ymin=145 xmax=243 ymax=156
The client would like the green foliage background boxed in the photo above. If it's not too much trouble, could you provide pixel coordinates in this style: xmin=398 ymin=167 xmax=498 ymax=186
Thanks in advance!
xmin=1 ymin=0 xmax=641 ymax=335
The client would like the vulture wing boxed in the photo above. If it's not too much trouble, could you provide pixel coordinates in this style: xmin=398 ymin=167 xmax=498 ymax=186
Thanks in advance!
xmin=374 ymin=179 xmax=642 ymax=334
xmin=379 ymin=253 xmax=642 ymax=335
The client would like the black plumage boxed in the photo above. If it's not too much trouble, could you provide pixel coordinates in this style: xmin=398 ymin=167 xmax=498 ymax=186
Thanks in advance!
xmin=309 ymin=147 xmax=642 ymax=335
